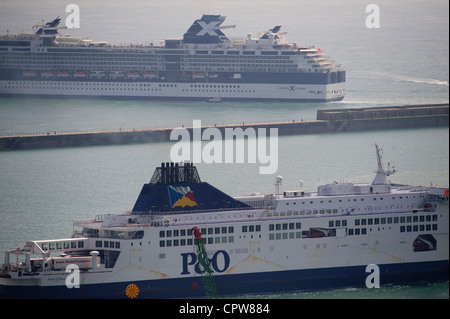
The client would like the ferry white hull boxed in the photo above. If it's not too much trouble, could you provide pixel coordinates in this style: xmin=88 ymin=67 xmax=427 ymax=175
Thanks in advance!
xmin=1 ymin=150 xmax=448 ymax=299
xmin=0 ymin=202 xmax=448 ymax=298
xmin=0 ymin=80 xmax=345 ymax=102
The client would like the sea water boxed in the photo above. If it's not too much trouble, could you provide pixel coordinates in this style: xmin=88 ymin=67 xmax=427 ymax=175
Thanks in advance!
xmin=0 ymin=0 xmax=448 ymax=298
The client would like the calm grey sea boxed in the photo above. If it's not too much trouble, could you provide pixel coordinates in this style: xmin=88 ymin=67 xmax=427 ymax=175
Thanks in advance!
xmin=0 ymin=0 xmax=448 ymax=298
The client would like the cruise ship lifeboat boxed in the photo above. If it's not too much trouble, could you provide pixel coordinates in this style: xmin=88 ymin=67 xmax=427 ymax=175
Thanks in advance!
xmin=22 ymin=71 xmax=37 ymax=78
xmin=143 ymin=71 xmax=157 ymax=79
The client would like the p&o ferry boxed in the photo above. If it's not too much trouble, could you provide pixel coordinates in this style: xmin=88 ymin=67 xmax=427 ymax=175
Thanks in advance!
xmin=0 ymin=15 xmax=345 ymax=101
xmin=0 ymin=145 xmax=448 ymax=298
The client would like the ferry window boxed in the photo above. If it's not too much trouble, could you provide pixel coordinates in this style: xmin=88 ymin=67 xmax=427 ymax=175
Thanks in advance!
xmin=228 ymin=226 xmax=234 ymax=233
xmin=42 ymin=243 xmax=48 ymax=250
xmin=355 ymin=219 xmax=360 ymax=226
xmin=400 ymin=226 xmax=405 ymax=232
xmin=269 ymin=224 xmax=274 ymax=231
xmin=426 ymin=215 xmax=431 ymax=222
xmin=201 ymin=228 xmax=207 ymax=235
xmin=187 ymin=238 xmax=193 ymax=245
xmin=116 ymin=242 xmax=120 ymax=249
xmin=361 ymin=219 xmax=366 ymax=225
xmin=173 ymin=240 xmax=179 ymax=247
xmin=432 ymin=215 xmax=437 ymax=221
xmin=221 ymin=227 xmax=227 ymax=234
xmin=374 ymin=218 xmax=379 ymax=224
xmin=166 ymin=240 xmax=172 ymax=247
xmin=289 ymin=223 xmax=294 ymax=230
xmin=419 ymin=216 xmax=425 ymax=222
xmin=159 ymin=241 xmax=165 ymax=247
xmin=242 ymin=226 xmax=248 ymax=232
xmin=407 ymin=216 xmax=412 ymax=223
xmin=269 ymin=234 xmax=275 ymax=240
xmin=388 ymin=217 xmax=393 ymax=224
xmin=249 ymin=225 xmax=255 ymax=232
xmin=49 ymin=243 xmax=55 ymax=250
xmin=282 ymin=233 xmax=288 ymax=240
xmin=174 ymin=230 xmax=179 ymax=237
xmin=406 ymin=226 xmax=412 ymax=232
xmin=413 ymin=226 xmax=418 ymax=232
xmin=228 ymin=236 xmax=234 ymax=243
xmin=413 ymin=216 xmax=418 ymax=223
xmin=355 ymin=229 xmax=360 ymax=235
xmin=104 ymin=241 xmax=109 ymax=248
xmin=215 ymin=227 xmax=220 ymax=234
xmin=276 ymin=224 xmax=281 ymax=231
xmin=180 ymin=229 xmax=186 ymax=236
xmin=131 ymin=231 xmax=144 ymax=239
xmin=342 ymin=220 xmax=347 ymax=226
xmin=426 ymin=225 xmax=431 ymax=231
xmin=381 ymin=218 xmax=386 ymax=224
xmin=362 ymin=228 xmax=367 ymax=235
xmin=296 ymin=222 xmax=302 ymax=229
xmin=336 ymin=220 xmax=341 ymax=227
xmin=96 ymin=241 xmax=102 ymax=248
xmin=394 ymin=217 xmax=399 ymax=223
xmin=71 ymin=242 xmax=77 ymax=249
xmin=180 ymin=239 xmax=186 ymax=246
xmin=329 ymin=221 xmax=334 ymax=227
xmin=78 ymin=241 xmax=84 ymax=248
xmin=64 ymin=242 xmax=70 ymax=249
xmin=432 ymin=224 xmax=438 ymax=231
xmin=348 ymin=229 xmax=354 ymax=236
xmin=57 ymin=242 xmax=62 ymax=249
xmin=368 ymin=219 xmax=373 ymax=225
xmin=166 ymin=230 xmax=172 ymax=237
xmin=256 ymin=225 xmax=261 ymax=232
xmin=400 ymin=217 xmax=406 ymax=223
xmin=282 ymin=224 xmax=288 ymax=230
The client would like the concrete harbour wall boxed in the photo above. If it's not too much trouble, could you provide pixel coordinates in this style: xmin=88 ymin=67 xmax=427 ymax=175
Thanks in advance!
xmin=0 ymin=103 xmax=448 ymax=150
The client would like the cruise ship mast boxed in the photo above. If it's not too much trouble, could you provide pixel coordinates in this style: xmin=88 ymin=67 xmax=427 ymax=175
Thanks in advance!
xmin=372 ymin=144 xmax=396 ymax=185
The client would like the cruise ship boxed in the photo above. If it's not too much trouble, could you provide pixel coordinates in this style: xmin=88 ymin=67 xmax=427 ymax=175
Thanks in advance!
xmin=0 ymin=145 xmax=448 ymax=298
xmin=0 ymin=15 xmax=346 ymax=101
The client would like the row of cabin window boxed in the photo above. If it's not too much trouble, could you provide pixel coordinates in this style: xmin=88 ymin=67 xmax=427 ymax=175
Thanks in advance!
xmin=159 ymin=226 xmax=235 ymax=238
xmin=354 ymin=214 xmax=437 ymax=226
xmin=159 ymin=236 xmax=235 ymax=247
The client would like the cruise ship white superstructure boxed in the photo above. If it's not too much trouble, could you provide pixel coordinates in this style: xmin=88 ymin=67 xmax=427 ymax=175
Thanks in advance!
xmin=0 ymin=15 xmax=345 ymax=101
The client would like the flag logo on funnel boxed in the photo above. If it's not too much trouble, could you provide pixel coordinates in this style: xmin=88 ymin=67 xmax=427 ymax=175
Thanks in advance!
xmin=168 ymin=186 xmax=199 ymax=209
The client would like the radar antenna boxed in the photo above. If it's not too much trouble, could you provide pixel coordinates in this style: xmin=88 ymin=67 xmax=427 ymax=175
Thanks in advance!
xmin=372 ymin=144 xmax=396 ymax=185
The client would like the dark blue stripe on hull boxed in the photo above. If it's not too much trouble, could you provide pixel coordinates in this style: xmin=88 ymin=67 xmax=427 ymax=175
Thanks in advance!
xmin=1 ymin=260 xmax=447 ymax=299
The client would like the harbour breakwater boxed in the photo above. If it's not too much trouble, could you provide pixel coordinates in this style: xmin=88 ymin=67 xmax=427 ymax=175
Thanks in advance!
xmin=0 ymin=103 xmax=448 ymax=150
